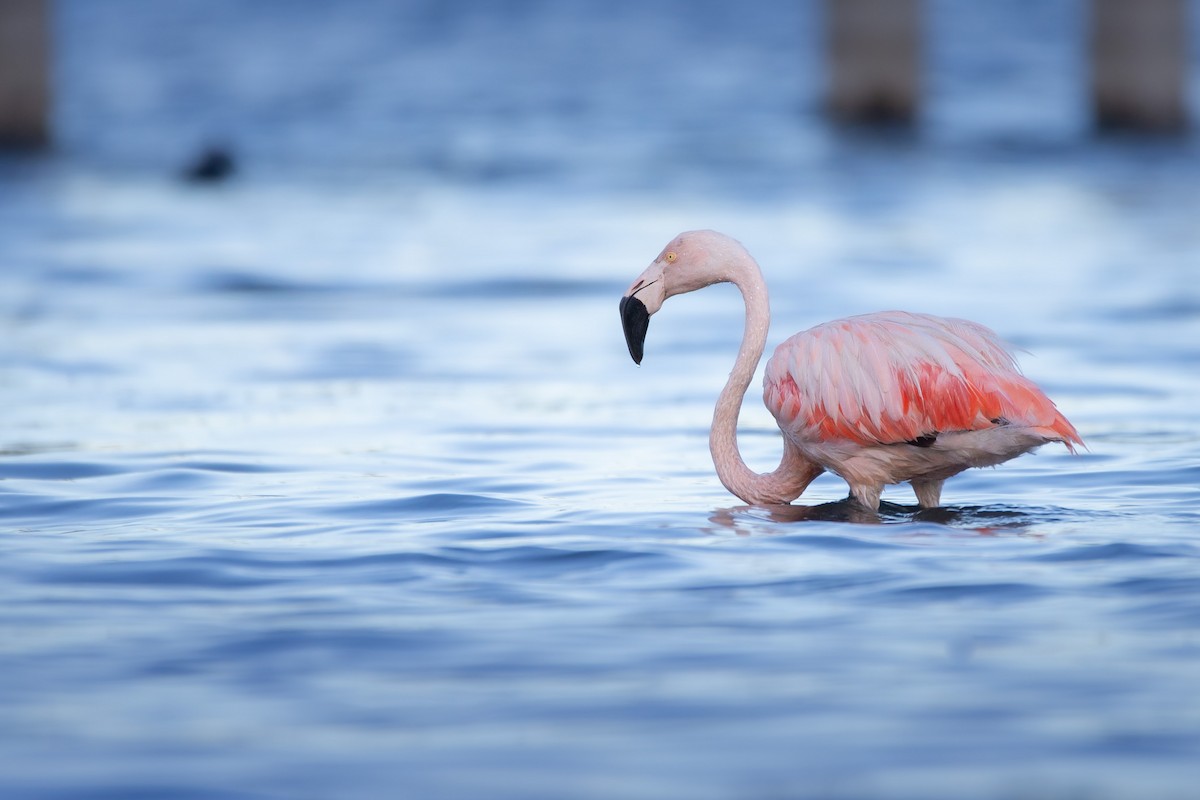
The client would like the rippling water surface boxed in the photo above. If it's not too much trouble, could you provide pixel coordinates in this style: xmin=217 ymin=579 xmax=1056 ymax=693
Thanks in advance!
xmin=3 ymin=2 xmax=1200 ymax=798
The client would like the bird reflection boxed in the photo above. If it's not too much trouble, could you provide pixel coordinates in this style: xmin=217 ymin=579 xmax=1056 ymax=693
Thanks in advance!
xmin=707 ymin=500 xmax=1052 ymax=536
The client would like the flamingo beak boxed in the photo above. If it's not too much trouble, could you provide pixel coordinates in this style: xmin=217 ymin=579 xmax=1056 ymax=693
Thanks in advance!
xmin=620 ymin=262 xmax=665 ymax=365
xmin=619 ymin=295 xmax=650 ymax=364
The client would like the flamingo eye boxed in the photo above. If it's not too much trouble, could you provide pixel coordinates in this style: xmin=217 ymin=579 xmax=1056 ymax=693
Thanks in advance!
xmin=665 ymin=251 xmax=677 ymax=263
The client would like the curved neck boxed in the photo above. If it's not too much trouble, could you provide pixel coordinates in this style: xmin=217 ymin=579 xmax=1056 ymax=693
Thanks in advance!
xmin=708 ymin=258 xmax=773 ymax=503
xmin=708 ymin=256 xmax=819 ymax=505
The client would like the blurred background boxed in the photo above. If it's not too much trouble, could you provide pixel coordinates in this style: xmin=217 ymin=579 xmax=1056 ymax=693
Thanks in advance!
xmin=3 ymin=2 xmax=1200 ymax=799
xmin=20 ymin=0 xmax=1200 ymax=178
xmin=4 ymin=0 xmax=1198 ymax=458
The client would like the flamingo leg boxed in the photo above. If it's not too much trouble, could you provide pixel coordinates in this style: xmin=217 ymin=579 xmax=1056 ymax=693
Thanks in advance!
xmin=911 ymin=478 xmax=944 ymax=509
xmin=849 ymin=483 xmax=883 ymax=510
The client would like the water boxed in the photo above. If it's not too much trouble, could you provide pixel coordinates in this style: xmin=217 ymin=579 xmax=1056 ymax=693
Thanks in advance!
xmin=3 ymin=1 xmax=1200 ymax=798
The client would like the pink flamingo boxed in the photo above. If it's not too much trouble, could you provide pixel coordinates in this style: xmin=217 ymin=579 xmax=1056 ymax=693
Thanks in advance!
xmin=619 ymin=230 xmax=1082 ymax=509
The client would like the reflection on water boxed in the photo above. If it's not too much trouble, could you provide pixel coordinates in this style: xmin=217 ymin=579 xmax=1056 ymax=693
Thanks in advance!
xmin=2 ymin=1 xmax=1200 ymax=798
xmin=708 ymin=500 xmax=1075 ymax=531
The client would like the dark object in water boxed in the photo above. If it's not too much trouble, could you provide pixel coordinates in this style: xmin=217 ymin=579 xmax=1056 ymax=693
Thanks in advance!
xmin=183 ymin=146 xmax=236 ymax=183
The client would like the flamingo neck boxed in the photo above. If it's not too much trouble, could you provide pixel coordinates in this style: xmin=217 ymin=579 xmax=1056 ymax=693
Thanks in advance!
xmin=708 ymin=258 xmax=778 ymax=504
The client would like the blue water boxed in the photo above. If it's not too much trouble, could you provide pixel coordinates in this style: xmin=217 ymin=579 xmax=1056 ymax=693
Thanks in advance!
xmin=3 ymin=1 xmax=1200 ymax=798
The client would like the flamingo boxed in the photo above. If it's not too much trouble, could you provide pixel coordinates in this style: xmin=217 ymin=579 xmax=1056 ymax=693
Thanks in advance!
xmin=618 ymin=230 xmax=1082 ymax=510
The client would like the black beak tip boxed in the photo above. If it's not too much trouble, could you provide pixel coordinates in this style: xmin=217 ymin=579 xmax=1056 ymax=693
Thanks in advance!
xmin=619 ymin=295 xmax=649 ymax=365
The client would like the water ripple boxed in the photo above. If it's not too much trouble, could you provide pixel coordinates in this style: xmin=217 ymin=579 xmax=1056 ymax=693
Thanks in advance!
xmin=0 ymin=460 xmax=127 ymax=481
xmin=321 ymin=492 xmax=530 ymax=521
xmin=33 ymin=557 xmax=280 ymax=589
xmin=3 ymin=495 xmax=176 ymax=524
xmin=1027 ymin=541 xmax=1197 ymax=562
xmin=874 ymin=581 xmax=1054 ymax=604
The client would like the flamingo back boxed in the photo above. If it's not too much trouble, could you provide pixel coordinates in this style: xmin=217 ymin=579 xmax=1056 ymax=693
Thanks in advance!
xmin=763 ymin=311 xmax=1082 ymax=450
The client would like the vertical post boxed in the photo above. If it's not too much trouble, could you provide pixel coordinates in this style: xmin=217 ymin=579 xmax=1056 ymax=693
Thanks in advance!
xmin=1091 ymin=0 xmax=1187 ymax=131
xmin=0 ymin=0 xmax=51 ymax=148
xmin=825 ymin=0 xmax=921 ymax=124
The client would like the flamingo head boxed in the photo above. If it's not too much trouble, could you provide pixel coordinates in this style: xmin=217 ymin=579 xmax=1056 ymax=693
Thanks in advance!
xmin=619 ymin=230 xmax=747 ymax=364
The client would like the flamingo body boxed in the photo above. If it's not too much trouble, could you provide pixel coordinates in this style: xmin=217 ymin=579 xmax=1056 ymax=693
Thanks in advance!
xmin=762 ymin=311 xmax=1081 ymax=508
xmin=619 ymin=230 xmax=1082 ymax=510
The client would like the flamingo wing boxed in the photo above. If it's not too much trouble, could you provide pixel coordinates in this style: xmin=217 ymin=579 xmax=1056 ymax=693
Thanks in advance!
xmin=763 ymin=311 xmax=1081 ymax=450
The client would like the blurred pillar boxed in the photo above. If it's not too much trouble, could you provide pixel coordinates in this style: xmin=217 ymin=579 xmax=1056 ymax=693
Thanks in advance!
xmin=0 ymin=0 xmax=51 ymax=148
xmin=825 ymin=0 xmax=920 ymax=124
xmin=1091 ymin=0 xmax=1187 ymax=131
